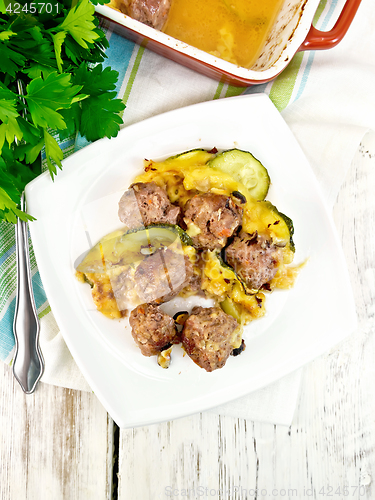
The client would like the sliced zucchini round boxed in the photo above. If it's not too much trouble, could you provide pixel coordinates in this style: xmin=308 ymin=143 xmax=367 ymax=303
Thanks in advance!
xmin=217 ymin=253 xmax=258 ymax=295
xmin=142 ymin=224 xmax=194 ymax=247
xmin=277 ymin=211 xmax=295 ymax=253
xmin=76 ymin=224 xmax=193 ymax=273
xmin=262 ymin=202 xmax=295 ymax=252
xmin=220 ymin=297 xmax=243 ymax=324
xmin=243 ymin=200 xmax=295 ymax=252
xmin=165 ymin=148 xmax=215 ymax=167
xmin=208 ymin=149 xmax=270 ymax=200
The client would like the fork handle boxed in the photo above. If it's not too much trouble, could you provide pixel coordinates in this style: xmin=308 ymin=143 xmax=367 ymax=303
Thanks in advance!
xmin=13 ymin=195 xmax=44 ymax=394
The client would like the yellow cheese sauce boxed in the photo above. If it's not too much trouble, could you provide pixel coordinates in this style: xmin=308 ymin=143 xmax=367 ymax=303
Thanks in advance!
xmin=162 ymin=0 xmax=284 ymax=68
xmin=76 ymin=270 xmax=126 ymax=319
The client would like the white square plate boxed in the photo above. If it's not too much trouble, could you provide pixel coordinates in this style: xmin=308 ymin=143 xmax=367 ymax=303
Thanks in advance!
xmin=26 ymin=94 xmax=356 ymax=428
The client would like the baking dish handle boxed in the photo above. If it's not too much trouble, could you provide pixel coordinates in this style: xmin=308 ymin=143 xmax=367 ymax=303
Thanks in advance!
xmin=298 ymin=0 xmax=362 ymax=51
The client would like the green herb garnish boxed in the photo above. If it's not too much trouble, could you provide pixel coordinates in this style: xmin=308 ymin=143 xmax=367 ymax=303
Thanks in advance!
xmin=0 ymin=0 xmax=125 ymax=223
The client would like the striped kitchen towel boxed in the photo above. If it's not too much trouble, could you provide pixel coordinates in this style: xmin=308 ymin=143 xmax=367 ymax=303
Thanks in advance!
xmin=1 ymin=0 xmax=374 ymax=423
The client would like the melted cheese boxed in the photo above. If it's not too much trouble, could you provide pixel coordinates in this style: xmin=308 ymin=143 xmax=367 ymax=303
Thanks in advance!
xmin=77 ymin=271 xmax=125 ymax=319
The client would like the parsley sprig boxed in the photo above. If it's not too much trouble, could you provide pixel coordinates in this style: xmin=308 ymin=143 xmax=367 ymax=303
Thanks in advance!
xmin=0 ymin=0 xmax=125 ymax=223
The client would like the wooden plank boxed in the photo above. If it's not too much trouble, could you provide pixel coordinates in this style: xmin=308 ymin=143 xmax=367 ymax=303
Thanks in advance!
xmin=117 ymin=135 xmax=375 ymax=499
xmin=0 ymin=361 xmax=113 ymax=500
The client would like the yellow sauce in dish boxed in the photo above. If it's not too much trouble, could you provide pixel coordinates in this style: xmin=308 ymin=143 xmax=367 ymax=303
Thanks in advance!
xmin=162 ymin=0 xmax=284 ymax=68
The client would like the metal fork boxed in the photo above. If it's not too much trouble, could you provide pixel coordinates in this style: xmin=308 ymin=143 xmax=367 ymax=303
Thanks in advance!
xmin=13 ymin=193 xmax=44 ymax=393
xmin=12 ymin=80 xmax=44 ymax=393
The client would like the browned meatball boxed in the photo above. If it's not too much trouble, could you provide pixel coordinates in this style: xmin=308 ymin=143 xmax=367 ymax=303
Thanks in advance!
xmin=117 ymin=0 xmax=170 ymax=29
xmin=181 ymin=306 xmax=239 ymax=372
xmin=129 ymin=303 xmax=178 ymax=356
xmin=225 ymin=232 xmax=281 ymax=290
xmin=183 ymin=193 xmax=242 ymax=250
xmin=134 ymin=248 xmax=193 ymax=303
xmin=118 ymin=182 xmax=180 ymax=229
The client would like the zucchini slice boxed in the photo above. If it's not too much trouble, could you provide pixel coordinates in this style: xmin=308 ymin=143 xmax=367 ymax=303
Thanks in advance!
xmin=243 ymin=200 xmax=295 ymax=252
xmin=277 ymin=211 xmax=295 ymax=253
xmin=220 ymin=297 xmax=243 ymax=323
xmin=261 ymin=202 xmax=295 ymax=252
xmin=139 ymin=224 xmax=194 ymax=247
xmin=217 ymin=253 xmax=258 ymax=295
xmin=208 ymin=149 xmax=270 ymax=200
xmin=159 ymin=149 xmax=215 ymax=169
xmin=76 ymin=224 xmax=193 ymax=274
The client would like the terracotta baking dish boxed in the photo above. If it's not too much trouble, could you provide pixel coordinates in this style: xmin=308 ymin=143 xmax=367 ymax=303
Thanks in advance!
xmin=95 ymin=0 xmax=362 ymax=87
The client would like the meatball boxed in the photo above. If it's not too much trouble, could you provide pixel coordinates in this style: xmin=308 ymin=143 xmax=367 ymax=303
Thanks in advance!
xmin=118 ymin=182 xmax=180 ymax=229
xmin=134 ymin=248 xmax=193 ymax=303
xmin=181 ymin=269 xmax=202 ymax=295
xmin=183 ymin=193 xmax=242 ymax=250
xmin=117 ymin=0 xmax=171 ymax=30
xmin=129 ymin=303 xmax=178 ymax=356
xmin=225 ymin=232 xmax=281 ymax=290
xmin=181 ymin=306 xmax=239 ymax=372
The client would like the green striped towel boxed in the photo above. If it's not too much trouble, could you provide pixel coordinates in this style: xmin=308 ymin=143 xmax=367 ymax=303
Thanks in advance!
xmin=1 ymin=0 xmax=374 ymax=422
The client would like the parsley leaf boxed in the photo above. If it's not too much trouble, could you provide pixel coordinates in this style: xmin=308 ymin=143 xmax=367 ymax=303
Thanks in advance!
xmin=72 ymin=63 xmax=125 ymax=141
xmin=25 ymin=71 xmax=85 ymax=129
xmin=0 ymin=42 xmax=26 ymax=76
xmin=0 ymin=98 xmax=18 ymax=122
xmin=44 ymin=129 xmax=63 ymax=176
xmin=52 ymin=31 xmax=67 ymax=73
xmin=57 ymin=0 xmax=100 ymax=49
xmin=16 ymin=116 xmax=41 ymax=144
xmin=1 ymin=142 xmax=39 ymax=190
xmin=58 ymin=102 xmax=81 ymax=140
xmin=0 ymin=186 xmax=34 ymax=223
xmin=80 ymin=93 xmax=124 ymax=142
xmin=15 ymin=139 xmax=44 ymax=164
xmin=0 ymin=30 xmax=15 ymax=41
xmin=0 ymin=86 xmax=23 ymax=149
xmin=73 ymin=62 xmax=118 ymax=93
xmin=0 ymin=143 xmax=39 ymax=222
xmin=0 ymin=119 xmax=23 ymax=150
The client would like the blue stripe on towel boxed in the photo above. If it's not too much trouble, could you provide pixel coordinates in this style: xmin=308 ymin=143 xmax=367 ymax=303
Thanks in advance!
xmin=31 ymin=271 xmax=48 ymax=311
xmin=102 ymin=33 xmax=136 ymax=95
xmin=295 ymin=0 xmax=339 ymax=101
xmin=0 ymin=243 xmax=15 ymax=268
